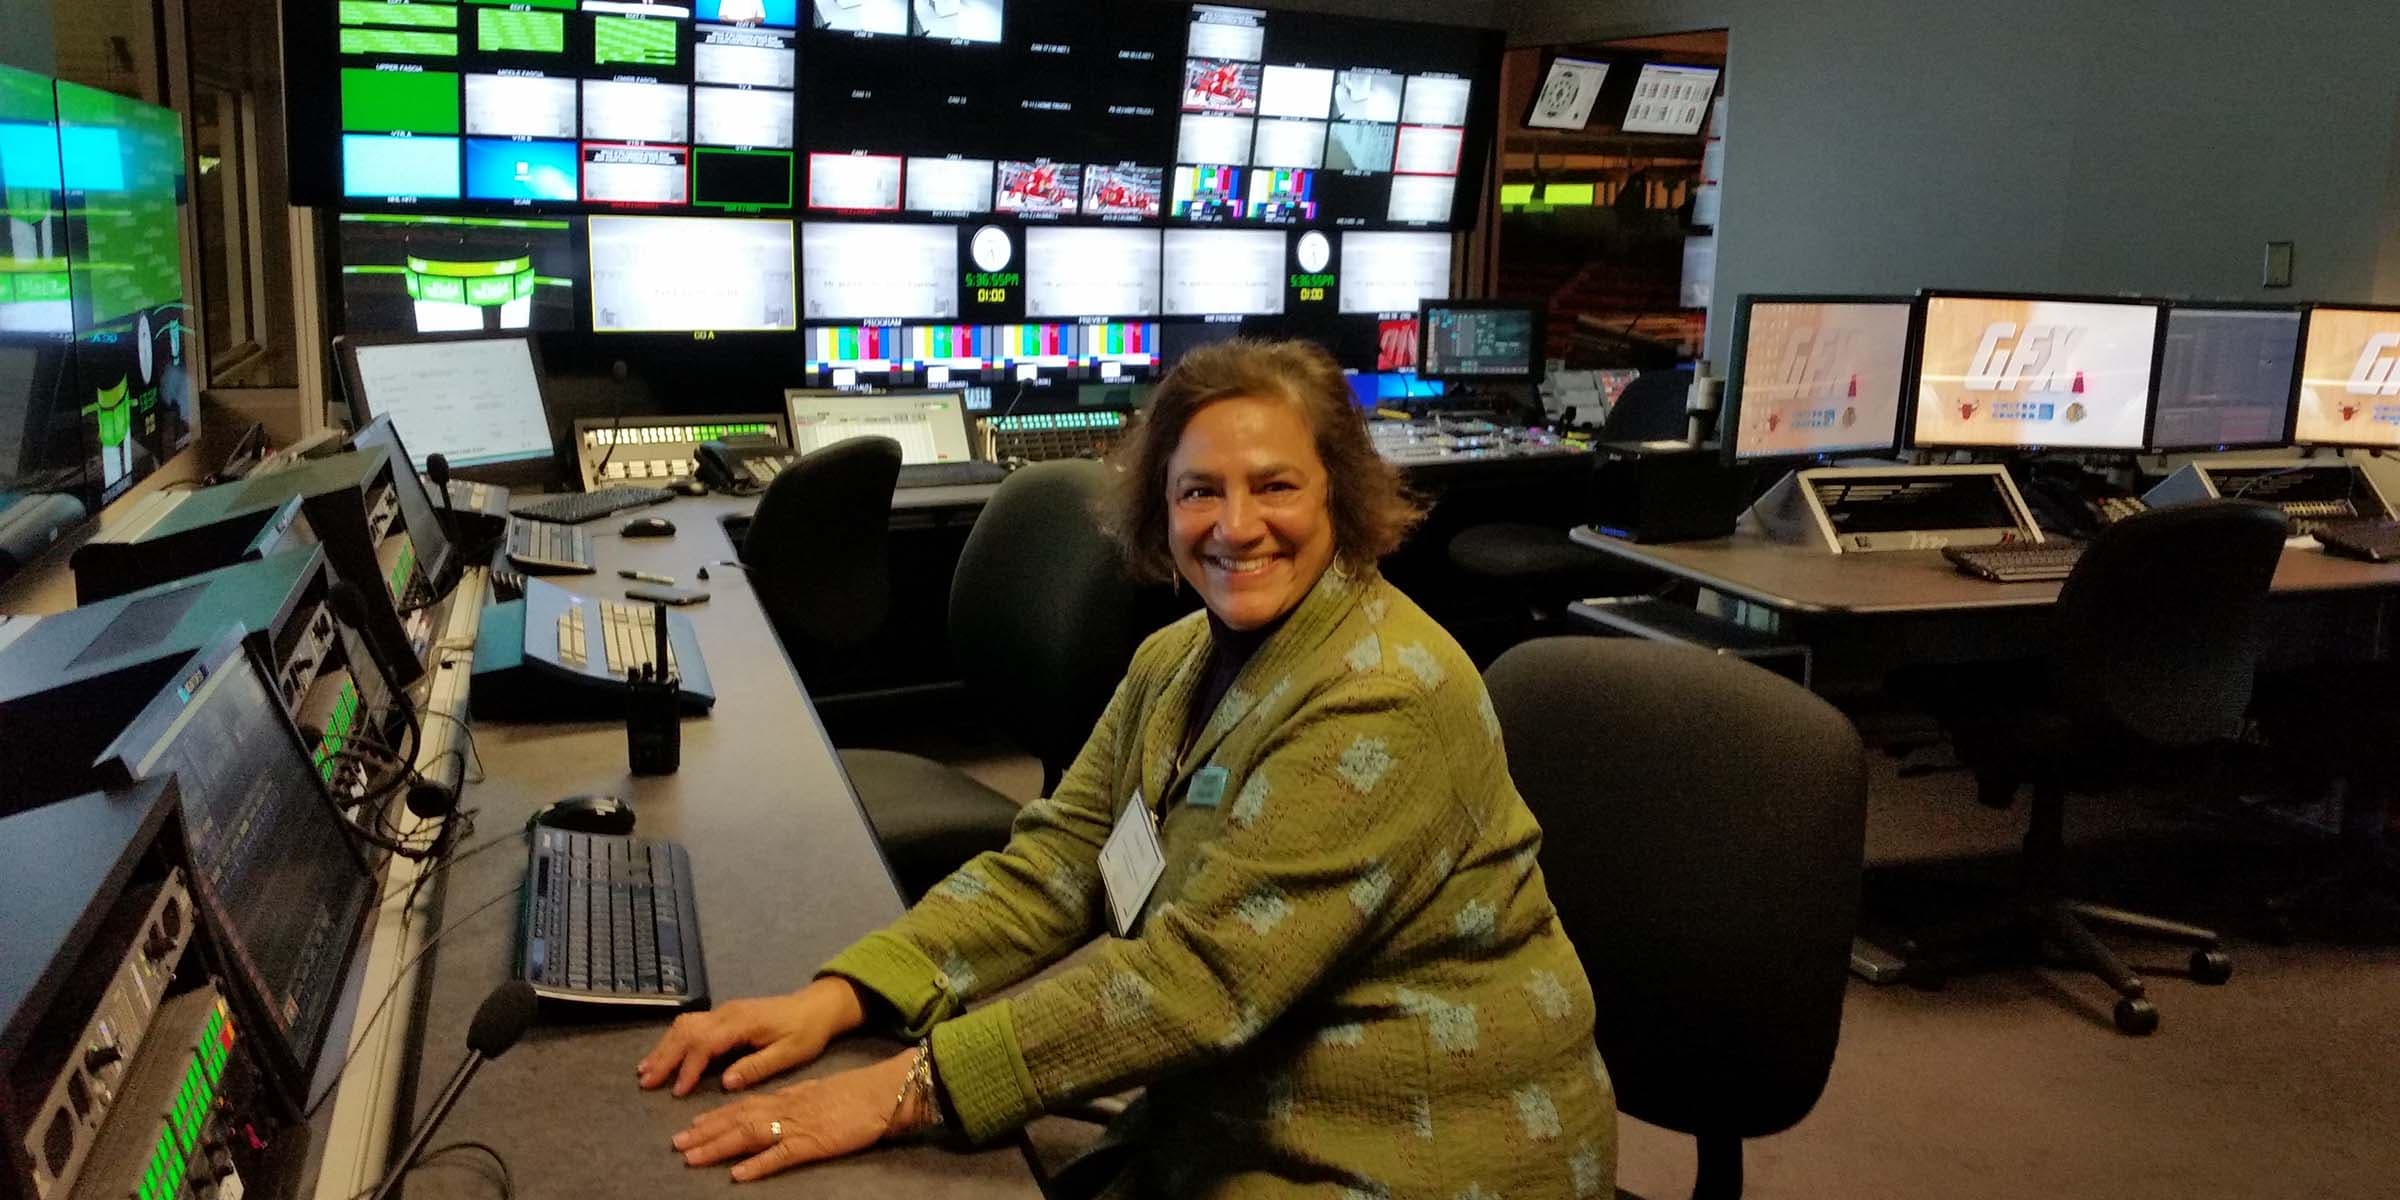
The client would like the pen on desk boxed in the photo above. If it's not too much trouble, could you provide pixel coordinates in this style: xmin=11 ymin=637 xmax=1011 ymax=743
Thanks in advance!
xmin=618 ymin=569 xmax=675 ymax=585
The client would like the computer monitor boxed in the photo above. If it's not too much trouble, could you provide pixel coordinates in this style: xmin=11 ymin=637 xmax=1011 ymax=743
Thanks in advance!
xmin=808 ymin=152 xmax=902 ymax=212
xmin=802 ymin=325 xmax=902 ymax=385
xmin=589 ymin=214 xmax=796 ymax=332
xmin=93 ymin=633 xmax=374 ymax=1102
xmin=336 ymin=334 xmax=557 ymax=474
xmin=800 ymin=222 xmax=955 ymax=320
xmin=2148 ymin=304 xmax=2301 ymax=452
xmin=905 ymin=157 xmax=994 ymax=214
xmin=1024 ymin=227 xmax=1161 ymax=319
xmin=336 ymin=214 xmax=579 ymax=334
xmin=783 ymin=390 xmax=975 ymax=464
xmin=2293 ymin=304 xmax=2400 ymax=450
xmin=1723 ymin=295 xmax=1913 ymax=464
xmin=1 ymin=67 xmax=92 ymax=570
xmin=1909 ymin=291 xmax=2163 ymax=453
xmin=1418 ymin=301 xmax=1543 ymax=383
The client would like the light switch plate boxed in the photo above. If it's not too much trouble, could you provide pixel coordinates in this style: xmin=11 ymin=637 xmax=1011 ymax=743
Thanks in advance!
xmin=2264 ymin=241 xmax=2294 ymax=288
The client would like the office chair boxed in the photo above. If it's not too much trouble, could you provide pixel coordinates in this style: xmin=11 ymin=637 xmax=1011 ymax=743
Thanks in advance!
xmin=1912 ymin=500 xmax=2287 ymax=1034
xmin=1444 ymin=515 xmax=1659 ymax=660
xmin=742 ymin=436 xmax=903 ymax=677
xmin=841 ymin=460 xmax=1147 ymax=899
xmin=1485 ymin=639 xmax=1866 ymax=1200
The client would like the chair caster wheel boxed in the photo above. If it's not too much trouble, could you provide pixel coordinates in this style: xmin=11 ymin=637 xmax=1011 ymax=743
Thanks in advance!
xmin=2114 ymin=996 xmax=2159 ymax=1036
xmin=2189 ymin=949 xmax=2232 ymax=985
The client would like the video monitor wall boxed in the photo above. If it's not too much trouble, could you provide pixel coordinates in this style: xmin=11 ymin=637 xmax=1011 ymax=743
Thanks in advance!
xmin=294 ymin=3 xmax=1497 ymax=350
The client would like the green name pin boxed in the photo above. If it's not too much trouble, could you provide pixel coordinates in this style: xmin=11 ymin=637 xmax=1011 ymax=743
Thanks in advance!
xmin=1189 ymin=766 xmax=1229 ymax=809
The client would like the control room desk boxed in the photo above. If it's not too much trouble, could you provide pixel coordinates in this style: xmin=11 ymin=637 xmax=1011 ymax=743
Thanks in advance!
xmin=396 ymin=493 xmax=1041 ymax=1199
xmin=1568 ymin=523 xmax=2400 ymax=693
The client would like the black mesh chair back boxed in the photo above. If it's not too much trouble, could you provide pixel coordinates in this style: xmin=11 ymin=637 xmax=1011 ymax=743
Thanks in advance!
xmin=1485 ymin=638 xmax=1866 ymax=1192
xmin=1600 ymin=370 xmax=1691 ymax=442
xmin=743 ymin=436 xmax=902 ymax=667
xmin=2050 ymin=500 xmax=2287 ymax=746
xmin=948 ymin=460 xmax=1144 ymax=793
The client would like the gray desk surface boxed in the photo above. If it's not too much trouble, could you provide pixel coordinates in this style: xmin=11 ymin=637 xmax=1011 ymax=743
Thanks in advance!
xmin=405 ymin=493 xmax=1040 ymax=1198
xmin=1570 ymin=523 xmax=2400 ymax=616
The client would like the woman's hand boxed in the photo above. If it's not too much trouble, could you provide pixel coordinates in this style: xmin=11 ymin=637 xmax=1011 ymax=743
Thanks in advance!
xmin=668 ymin=1050 xmax=932 ymax=1183
xmin=636 ymin=977 xmax=867 ymax=1096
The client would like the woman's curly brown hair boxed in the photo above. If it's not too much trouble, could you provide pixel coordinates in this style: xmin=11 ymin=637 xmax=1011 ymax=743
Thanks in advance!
xmin=1100 ymin=338 xmax=1424 ymax=583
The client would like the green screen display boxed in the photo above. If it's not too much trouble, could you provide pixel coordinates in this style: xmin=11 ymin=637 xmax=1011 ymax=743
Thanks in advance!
xmin=339 ymin=69 xmax=461 ymax=134
xmin=338 ymin=0 xmax=459 ymax=30
xmin=593 ymin=16 xmax=678 ymax=69
xmin=476 ymin=9 xmax=564 ymax=53
xmin=55 ymin=80 xmax=185 ymax=323
xmin=339 ymin=29 xmax=459 ymax=56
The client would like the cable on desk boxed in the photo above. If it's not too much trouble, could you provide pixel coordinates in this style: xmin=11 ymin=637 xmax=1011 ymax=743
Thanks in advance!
xmin=377 ymin=821 xmax=521 ymax=908
xmin=302 ymin=882 xmax=524 ymax=1121
xmin=343 ymin=1140 xmax=514 ymax=1200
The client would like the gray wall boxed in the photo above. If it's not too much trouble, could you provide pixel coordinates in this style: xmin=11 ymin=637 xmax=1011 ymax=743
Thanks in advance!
xmin=2 ymin=0 xmax=54 ymax=73
xmin=1505 ymin=0 xmax=2400 ymax=363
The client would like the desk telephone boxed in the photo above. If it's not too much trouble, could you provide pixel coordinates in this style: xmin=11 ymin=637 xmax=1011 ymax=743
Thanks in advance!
xmin=695 ymin=434 xmax=797 ymax=494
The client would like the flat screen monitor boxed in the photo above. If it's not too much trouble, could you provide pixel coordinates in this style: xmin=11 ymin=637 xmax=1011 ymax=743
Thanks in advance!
xmin=0 ymin=64 xmax=88 ymax=564
xmin=580 ymin=80 xmax=691 ymax=144
xmin=905 ymin=157 xmax=994 ymax=214
xmin=1724 ymin=295 xmax=1913 ymax=463
xmin=340 ymin=67 xmax=461 ymax=137
xmin=904 ymin=324 xmax=993 ymax=371
xmin=913 ymin=0 xmax=1002 ymax=43
xmin=695 ymin=24 xmax=797 ymax=88
xmin=697 ymin=0 xmax=797 ymax=27
xmin=589 ymin=215 xmax=796 ymax=331
xmin=1526 ymin=56 xmax=1609 ymax=130
xmin=1162 ymin=229 xmax=1283 ymax=317
xmin=1331 ymin=69 xmax=1402 ymax=123
xmin=800 ymin=222 xmax=955 ymax=320
xmin=2149 ymin=305 xmax=2301 ymax=452
xmin=1170 ymin=165 xmax=1242 ymax=220
xmin=1346 ymin=370 xmax=1445 ymax=408
xmin=342 ymin=134 xmax=462 ymax=200
xmin=1339 ymin=231 xmax=1451 ymax=315
xmin=1621 ymin=63 xmax=1719 ymax=135
xmin=342 ymin=335 xmax=556 ymax=469
xmin=95 ymin=637 xmax=373 ymax=1101
xmin=1183 ymin=59 xmax=1261 ymax=115
xmin=1325 ymin=121 xmax=1395 ymax=172
xmin=808 ymin=152 xmax=903 ymax=211
xmin=1910 ymin=292 xmax=2161 ymax=452
xmin=784 ymin=390 xmax=974 ymax=464
xmin=804 ymin=325 xmax=901 ymax=376
xmin=1187 ymin=5 xmax=1266 ymax=62
xmin=1419 ymin=302 xmax=1541 ymax=382
xmin=812 ymin=0 xmax=906 ymax=36
xmin=2295 ymin=305 xmax=2400 ymax=450
xmin=694 ymin=85 xmax=794 ymax=149
xmin=1245 ymin=167 xmax=1314 ymax=223
xmin=593 ymin=14 xmax=683 ymax=69
xmin=692 ymin=147 xmax=794 ymax=209
xmin=1393 ymin=125 xmax=1462 ymax=175
xmin=336 ymin=213 xmax=578 ymax=333
xmin=1025 ymin=226 xmax=1161 ymax=318
xmin=463 ymin=74 xmax=576 ymax=139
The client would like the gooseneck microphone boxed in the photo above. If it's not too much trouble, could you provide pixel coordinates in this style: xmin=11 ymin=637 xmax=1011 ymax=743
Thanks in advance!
xmin=425 ymin=452 xmax=461 ymax=549
xmin=366 ymin=981 xmax=539 ymax=1200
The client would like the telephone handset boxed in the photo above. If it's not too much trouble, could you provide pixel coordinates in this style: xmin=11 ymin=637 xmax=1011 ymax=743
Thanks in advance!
xmin=695 ymin=435 xmax=796 ymax=494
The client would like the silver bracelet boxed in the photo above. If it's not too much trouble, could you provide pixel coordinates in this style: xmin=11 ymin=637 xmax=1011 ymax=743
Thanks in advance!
xmin=887 ymin=1039 xmax=943 ymax=1136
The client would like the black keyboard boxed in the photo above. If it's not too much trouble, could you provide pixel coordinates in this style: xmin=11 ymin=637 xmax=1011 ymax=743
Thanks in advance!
xmin=504 ymin=518 xmax=594 ymax=574
xmin=514 ymin=486 xmax=674 ymax=525
xmin=897 ymin=460 xmax=1011 ymax=489
xmin=2313 ymin=518 xmax=2400 ymax=563
xmin=1943 ymin=542 xmax=2085 ymax=583
xmin=518 ymin=828 xmax=709 ymax=1009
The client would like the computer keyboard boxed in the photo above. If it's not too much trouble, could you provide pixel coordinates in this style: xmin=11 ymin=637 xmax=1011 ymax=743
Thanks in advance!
xmin=2312 ymin=518 xmax=2400 ymax=563
xmin=518 ymin=827 xmax=709 ymax=1008
xmin=504 ymin=518 xmax=595 ymax=575
xmin=1943 ymin=542 xmax=2085 ymax=583
xmin=513 ymin=486 xmax=674 ymax=525
xmin=555 ymin=599 xmax=682 ymax=678
xmin=897 ymin=460 xmax=1011 ymax=489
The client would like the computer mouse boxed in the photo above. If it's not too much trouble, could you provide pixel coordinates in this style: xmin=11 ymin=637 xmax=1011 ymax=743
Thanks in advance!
xmin=530 ymin=794 xmax=635 ymax=836
xmin=666 ymin=477 xmax=707 ymax=497
xmin=622 ymin=516 xmax=677 ymax=538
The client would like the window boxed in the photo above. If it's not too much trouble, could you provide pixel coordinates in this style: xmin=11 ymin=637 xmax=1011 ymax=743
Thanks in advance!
xmin=192 ymin=79 xmax=266 ymax=382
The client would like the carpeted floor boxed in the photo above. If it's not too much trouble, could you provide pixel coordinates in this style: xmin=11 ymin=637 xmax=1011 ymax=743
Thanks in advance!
xmin=904 ymin=728 xmax=2400 ymax=1198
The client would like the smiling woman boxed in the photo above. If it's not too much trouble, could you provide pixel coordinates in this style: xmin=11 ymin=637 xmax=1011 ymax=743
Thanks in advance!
xmin=638 ymin=339 xmax=1616 ymax=1198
